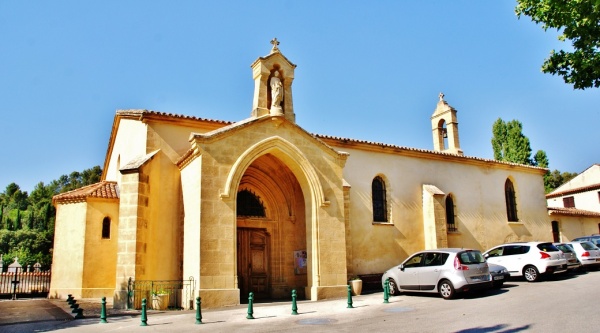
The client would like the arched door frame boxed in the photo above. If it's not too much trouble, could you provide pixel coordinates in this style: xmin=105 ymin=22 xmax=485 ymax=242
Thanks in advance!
xmin=221 ymin=136 xmax=329 ymax=293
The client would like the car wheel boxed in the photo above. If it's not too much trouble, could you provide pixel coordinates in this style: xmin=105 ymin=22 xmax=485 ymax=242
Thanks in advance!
xmin=438 ymin=280 xmax=455 ymax=299
xmin=523 ymin=265 xmax=540 ymax=282
xmin=387 ymin=278 xmax=399 ymax=296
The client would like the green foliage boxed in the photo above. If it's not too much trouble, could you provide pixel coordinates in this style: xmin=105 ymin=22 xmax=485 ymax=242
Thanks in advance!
xmin=491 ymin=118 xmax=533 ymax=165
xmin=516 ymin=0 xmax=600 ymax=89
xmin=491 ymin=118 xmax=575 ymax=193
xmin=0 ymin=166 xmax=102 ymax=269
xmin=545 ymin=170 xmax=578 ymax=193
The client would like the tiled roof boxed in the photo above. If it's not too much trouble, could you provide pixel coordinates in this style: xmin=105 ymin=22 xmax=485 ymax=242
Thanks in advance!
xmin=117 ymin=109 xmax=234 ymax=125
xmin=546 ymin=183 xmax=600 ymax=199
xmin=315 ymin=134 xmax=547 ymax=171
xmin=53 ymin=181 xmax=119 ymax=205
xmin=547 ymin=207 xmax=600 ymax=218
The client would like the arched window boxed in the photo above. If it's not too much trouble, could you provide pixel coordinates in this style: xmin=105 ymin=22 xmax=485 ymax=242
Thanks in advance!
xmin=102 ymin=217 xmax=111 ymax=239
xmin=372 ymin=176 xmax=388 ymax=222
xmin=237 ymin=189 xmax=266 ymax=217
xmin=446 ymin=195 xmax=457 ymax=232
xmin=504 ymin=179 xmax=518 ymax=222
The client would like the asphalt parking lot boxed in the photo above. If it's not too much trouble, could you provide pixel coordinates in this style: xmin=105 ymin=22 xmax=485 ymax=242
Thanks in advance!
xmin=1 ymin=270 xmax=600 ymax=332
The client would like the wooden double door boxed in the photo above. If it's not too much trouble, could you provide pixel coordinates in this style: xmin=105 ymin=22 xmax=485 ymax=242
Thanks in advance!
xmin=237 ymin=228 xmax=270 ymax=301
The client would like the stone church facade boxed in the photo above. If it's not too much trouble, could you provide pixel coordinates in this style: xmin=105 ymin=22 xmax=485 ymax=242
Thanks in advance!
xmin=50 ymin=41 xmax=554 ymax=309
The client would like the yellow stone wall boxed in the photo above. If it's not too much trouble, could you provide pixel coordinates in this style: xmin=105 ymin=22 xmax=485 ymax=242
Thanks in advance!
xmin=105 ymin=117 xmax=148 ymax=182
xmin=551 ymin=215 xmax=600 ymax=242
xmin=182 ymin=116 xmax=348 ymax=307
xmin=49 ymin=202 xmax=87 ymax=299
xmin=82 ymin=199 xmax=119 ymax=298
xmin=325 ymin=143 xmax=550 ymax=274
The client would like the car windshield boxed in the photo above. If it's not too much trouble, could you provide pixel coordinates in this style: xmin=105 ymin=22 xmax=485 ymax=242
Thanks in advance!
xmin=458 ymin=250 xmax=485 ymax=264
xmin=537 ymin=243 xmax=560 ymax=252
xmin=555 ymin=244 xmax=573 ymax=253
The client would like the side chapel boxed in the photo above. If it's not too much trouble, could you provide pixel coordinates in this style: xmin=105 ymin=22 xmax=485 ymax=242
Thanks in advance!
xmin=50 ymin=39 xmax=555 ymax=309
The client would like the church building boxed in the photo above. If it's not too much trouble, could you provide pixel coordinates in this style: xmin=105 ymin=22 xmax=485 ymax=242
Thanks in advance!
xmin=50 ymin=40 xmax=554 ymax=309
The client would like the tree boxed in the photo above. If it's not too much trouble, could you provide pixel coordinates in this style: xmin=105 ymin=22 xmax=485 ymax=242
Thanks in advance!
xmin=491 ymin=118 xmax=577 ymax=193
xmin=491 ymin=118 xmax=534 ymax=165
xmin=516 ymin=0 xmax=600 ymax=89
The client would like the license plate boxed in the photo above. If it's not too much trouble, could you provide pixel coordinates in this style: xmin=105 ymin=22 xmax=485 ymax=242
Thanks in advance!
xmin=472 ymin=275 xmax=489 ymax=281
xmin=493 ymin=276 xmax=504 ymax=280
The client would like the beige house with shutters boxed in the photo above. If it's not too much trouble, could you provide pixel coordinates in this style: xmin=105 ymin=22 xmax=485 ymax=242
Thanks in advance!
xmin=546 ymin=164 xmax=600 ymax=242
xmin=50 ymin=40 xmax=555 ymax=309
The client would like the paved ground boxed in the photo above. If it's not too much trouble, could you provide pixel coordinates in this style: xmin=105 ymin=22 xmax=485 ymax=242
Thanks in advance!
xmin=0 ymin=291 xmax=388 ymax=332
xmin=2 ymin=272 xmax=600 ymax=332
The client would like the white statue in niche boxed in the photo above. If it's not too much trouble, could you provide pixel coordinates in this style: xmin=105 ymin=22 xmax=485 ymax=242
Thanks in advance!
xmin=270 ymin=71 xmax=284 ymax=114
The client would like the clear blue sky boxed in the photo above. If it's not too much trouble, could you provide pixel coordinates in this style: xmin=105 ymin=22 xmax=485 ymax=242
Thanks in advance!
xmin=1 ymin=1 xmax=598 ymax=194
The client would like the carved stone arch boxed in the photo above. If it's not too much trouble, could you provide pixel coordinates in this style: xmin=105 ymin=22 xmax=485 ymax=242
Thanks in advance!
xmin=221 ymin=136 xmax=327 ymax=209
xmin=237 ymin=165 xmax=290 ymax=221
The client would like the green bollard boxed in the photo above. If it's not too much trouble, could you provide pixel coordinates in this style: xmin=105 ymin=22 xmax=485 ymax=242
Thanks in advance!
xmin=140 ymin=298 xmax=148 ymax=326
xmin=291 ymin=289 xmax=298 ymax=315
xmin=246 ymin=292 xmax=254 ymax=319
xmin=69 ymin=300 xmax=77 ymax=308
xmin=71 ymin=303 xmax=80 ymax=313
xmin=195 ymin=297 xmax=202 ymax=324
xmin=383 ymin=278 xmax=390 ymax=304
xmin=66 ymin=294 xmax=74 ymax=304
xmin=100 ymin=296 xmax=108 ymax=323
xmin=347 ymin=285 xmax=354 ymax=308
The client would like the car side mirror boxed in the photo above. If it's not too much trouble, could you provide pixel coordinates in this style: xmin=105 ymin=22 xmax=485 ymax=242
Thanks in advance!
xmin=484 ymin=253 xmax=489 ymax=258
xmin=399 ymin=264 xmax=405 ymax=271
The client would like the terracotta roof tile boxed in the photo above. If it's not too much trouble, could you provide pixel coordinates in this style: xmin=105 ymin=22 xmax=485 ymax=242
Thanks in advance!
xmin=548 ymin=207 xmax=600 ymax=218
xmin=117 ymin=109 xmax=234 ymax=125
xmin=53 ymin=181 xmax=119 ymax=205
xmin=315 ymin=134 xmax=546 ymax=170
xmin=546 ymin=183 xmax=600 ymax=199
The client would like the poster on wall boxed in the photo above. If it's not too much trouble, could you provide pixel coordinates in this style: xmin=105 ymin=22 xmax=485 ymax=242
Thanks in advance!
xmin=294 ymin=250 xmax=307 ymax=275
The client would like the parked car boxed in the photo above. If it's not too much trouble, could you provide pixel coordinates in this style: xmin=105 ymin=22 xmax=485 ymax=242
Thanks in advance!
xmin=381 ymin=248 xmax=491 ymax=300
xmin=554 ymin=243 xmax=582 ymax=272
xmin=483 ymin=242 xmax=567 ymax=282
xmin=572 ymin=235 xmax=600 ymax=248
xmin=566 ymin=241 xmax=600 ymax=270
xmin=488 ymin=263 xmax=510 ymax=288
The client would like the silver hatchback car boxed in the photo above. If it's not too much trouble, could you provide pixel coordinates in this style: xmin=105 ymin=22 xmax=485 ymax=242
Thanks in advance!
xmin=381 ymin=248 xmax=491 ymax=299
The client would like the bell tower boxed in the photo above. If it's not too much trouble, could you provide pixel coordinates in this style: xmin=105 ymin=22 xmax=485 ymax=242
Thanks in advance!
xmin=431 ymin=93 xmax=463 ymax=155
xmin=250 ymin=38 xmax=297 ymax=123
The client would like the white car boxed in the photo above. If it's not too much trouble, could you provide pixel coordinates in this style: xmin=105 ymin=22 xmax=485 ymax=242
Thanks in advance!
xmin=381 ymin=248 xmax=491 ymax=299
xmin=566 ymin=241 xmax=600 ymax=270
xmin=483 ymin=242 xmax=567 ymax=282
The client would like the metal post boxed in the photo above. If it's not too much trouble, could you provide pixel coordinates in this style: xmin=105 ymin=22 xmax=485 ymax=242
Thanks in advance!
xmin=100 ymin=296 xmax=108 ymax=323
xmin=347 ymin=285 xmax=354 ymax=308
xmin=140 ymin=298 xmax=148 ymax=326
xmin=74 ymin=308 xmax=84 ymax=319
xmin=70 ymin=300 xmax=78 ymax=309
xmin=291 ymin=289 xmax=298 ymax=315
xmin=383 ymin=278 xmax=390 ymax=303
xmin=246 ymin=292 xmax=254 ymax=319
xmin=67 ymin=294 xmax=73 ymax=303
xmin=71 ymin=303 xmax=80 ymax=313
xmin=195 ymin=297 xmax=202 ymax=324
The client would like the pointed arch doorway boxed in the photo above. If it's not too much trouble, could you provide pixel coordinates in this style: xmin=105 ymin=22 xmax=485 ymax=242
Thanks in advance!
xmin=236 ymin=153 xmax=307 ymax=302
